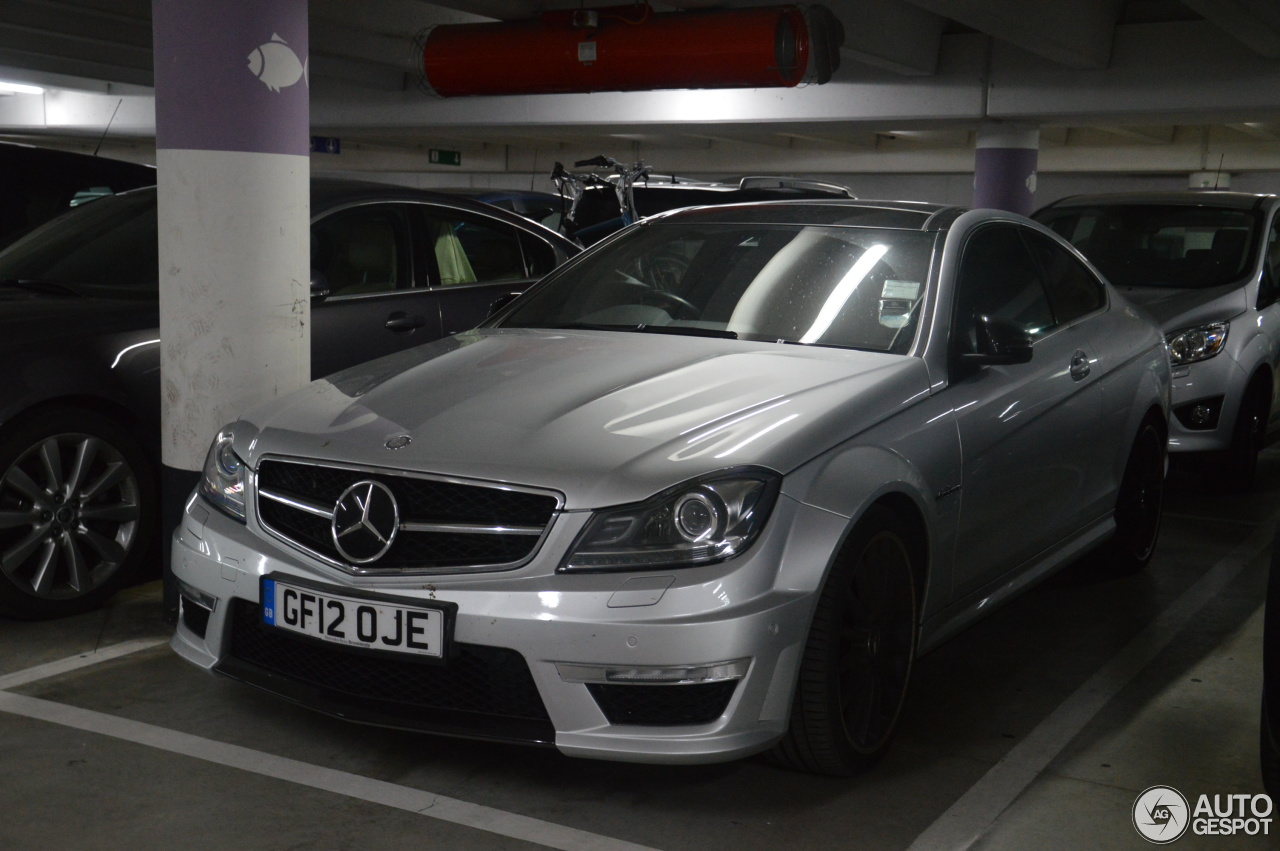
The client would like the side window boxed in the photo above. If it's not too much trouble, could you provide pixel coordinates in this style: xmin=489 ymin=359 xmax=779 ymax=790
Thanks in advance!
xmin=1261 ymin=214 xmax=1280 ymax=310
xmin=423 ymin=212 xmax=528 ymax=286
xmin=311 ymin=206 xmax=410 ymax=297
xmin=1025 ymin=230 xmax=1106 ymax=324
xmin=952 ymin=225 xmax=1055 ymax=353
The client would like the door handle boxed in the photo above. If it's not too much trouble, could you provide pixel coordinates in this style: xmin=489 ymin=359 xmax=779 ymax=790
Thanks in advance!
xmin=385 ymin=312 xmax=426 ymax=332
xmin=1070 ymin=349 xmax=1091 ymax=380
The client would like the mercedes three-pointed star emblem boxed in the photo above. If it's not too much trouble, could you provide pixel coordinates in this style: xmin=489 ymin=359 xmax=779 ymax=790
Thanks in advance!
xmin=331 ymin=480 xmax=400 ymax=563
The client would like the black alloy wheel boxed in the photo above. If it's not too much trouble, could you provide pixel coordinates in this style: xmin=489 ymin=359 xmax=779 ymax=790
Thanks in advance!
xmin=1224 ymin=381 xmax=1270 ymax=492
xmin=0 ymin=407 xmax=156 ymax=619
xmin=770 ymin=505 xmax=920 ymax=776
xmin=1104 ymin=420 xmax=1166 ymax=575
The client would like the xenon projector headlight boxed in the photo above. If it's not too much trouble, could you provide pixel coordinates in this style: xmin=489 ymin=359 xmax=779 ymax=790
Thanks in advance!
xmin=560 ymin=468 xmax=781 ymax=572
xmin=199 ymin=425 xmax=247 ymax=521
xmin=1167 ymin=321 xmax=1229 ymax=365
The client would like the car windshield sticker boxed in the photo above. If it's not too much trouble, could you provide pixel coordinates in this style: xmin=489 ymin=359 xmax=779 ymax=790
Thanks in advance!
xmin=880 ymin=280 xmax=921 ymax=328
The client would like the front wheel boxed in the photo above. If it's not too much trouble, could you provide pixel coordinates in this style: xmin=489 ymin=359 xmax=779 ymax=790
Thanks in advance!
xmin=769 ymin=506 xmax=920 ymax=776
xmin=1224 ymin=382 xmax=1270 ymax=492
xmin=0 ymin=407 xmax=156 ymax=619
xmin=1102 ymin=421 xmax=1166 ymax=576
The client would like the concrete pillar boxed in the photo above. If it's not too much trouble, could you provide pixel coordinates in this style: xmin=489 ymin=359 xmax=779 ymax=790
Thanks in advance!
xmin=153 ymin=0 xmax=311 ymax=617
xmin=973 ymin=123 xmax=1040 ymax=215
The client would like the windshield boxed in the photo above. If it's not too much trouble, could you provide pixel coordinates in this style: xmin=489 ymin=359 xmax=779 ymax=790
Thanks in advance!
xmin=0 ymin=188 xmax=157 ymax=298
xmin=1035 ymin=203 xmax=1262 ymax=289
xmin=497 ymin=222 xmax=936 ymax=354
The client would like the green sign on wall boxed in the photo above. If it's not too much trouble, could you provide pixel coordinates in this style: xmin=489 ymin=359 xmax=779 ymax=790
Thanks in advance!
xmin=429 ymin=149 xmax=462 ymax=166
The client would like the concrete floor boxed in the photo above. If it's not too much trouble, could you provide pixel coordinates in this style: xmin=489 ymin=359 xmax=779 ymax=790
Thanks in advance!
xmin=1 ymin=455 xmax=1276 ymax=850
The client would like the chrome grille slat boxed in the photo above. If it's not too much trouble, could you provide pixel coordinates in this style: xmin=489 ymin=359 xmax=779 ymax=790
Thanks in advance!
xmin=253 ymin=457 xmax=561 ymax=575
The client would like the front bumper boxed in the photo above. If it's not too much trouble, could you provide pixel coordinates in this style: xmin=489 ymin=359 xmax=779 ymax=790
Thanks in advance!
xmin=1166 ymin=351 xmax=1247 ymax=454
xmin=170 ymin=489 xmax=843 ymax=764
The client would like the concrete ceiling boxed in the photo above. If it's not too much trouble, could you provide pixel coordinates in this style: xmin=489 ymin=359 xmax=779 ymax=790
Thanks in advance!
xmin=2 ymin=0 xmax=1280 ymax=178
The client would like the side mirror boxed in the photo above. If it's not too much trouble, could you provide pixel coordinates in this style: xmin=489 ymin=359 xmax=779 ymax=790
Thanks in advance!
xmin=960 ymin=316 xmax=1034 ymax=366
xmin=310 ymin=271 xmax=331 ymax=302
xmin=487 ymin=292 xmax=522 ymax=317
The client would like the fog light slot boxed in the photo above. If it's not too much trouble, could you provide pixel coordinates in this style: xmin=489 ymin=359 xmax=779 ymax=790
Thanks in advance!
xmin=178 ymin=580 xmax=217 ymax=640
xmin=1173 ymin=395 xmax=1224 ymax=431
xmin=556 ymin=658 xmax=749 ymax=685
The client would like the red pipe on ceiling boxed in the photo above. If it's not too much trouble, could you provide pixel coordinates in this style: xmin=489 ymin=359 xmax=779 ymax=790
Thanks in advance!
xmin=420 ymin=4 xmax=842 ymax=98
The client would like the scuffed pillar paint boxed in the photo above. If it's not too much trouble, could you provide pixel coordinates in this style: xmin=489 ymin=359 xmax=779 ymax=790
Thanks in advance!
xmin=973 ymin=123 xmax=1039 ymax=216
xmin=153 ymin=1 xmax=310 ymax=617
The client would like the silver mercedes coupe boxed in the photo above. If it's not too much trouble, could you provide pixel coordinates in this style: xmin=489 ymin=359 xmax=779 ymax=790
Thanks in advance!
xmin=171 ymin=199 xmax=1170 ymax=776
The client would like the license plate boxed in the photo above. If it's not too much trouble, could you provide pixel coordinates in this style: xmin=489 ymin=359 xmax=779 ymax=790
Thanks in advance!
xmin=262 ymin=578 xmax=445 ymax=659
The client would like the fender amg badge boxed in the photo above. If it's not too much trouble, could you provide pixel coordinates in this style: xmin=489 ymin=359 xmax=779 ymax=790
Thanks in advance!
xmin=385 ymin=434 xmax=413 ymax=450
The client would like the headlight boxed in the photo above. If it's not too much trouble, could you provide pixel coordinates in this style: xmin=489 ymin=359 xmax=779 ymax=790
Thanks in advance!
xmin=199 ymin=426 xmax=246 ymax=521
xmin=1166 ymin=321 xmax=1229 ymax=365
xmin=560 ymin=468 xmax=781 ymax=572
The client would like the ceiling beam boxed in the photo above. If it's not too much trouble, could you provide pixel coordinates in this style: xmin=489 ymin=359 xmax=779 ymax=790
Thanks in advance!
xmin=905 ymin=0 xmax=1124 ymax=69
xmin=1180 ymin=0 xmax=1280 ymax=58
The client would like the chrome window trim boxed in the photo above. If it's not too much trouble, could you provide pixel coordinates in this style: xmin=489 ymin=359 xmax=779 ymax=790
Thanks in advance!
xmin=252 ymin=455 xmax=564 ymax=576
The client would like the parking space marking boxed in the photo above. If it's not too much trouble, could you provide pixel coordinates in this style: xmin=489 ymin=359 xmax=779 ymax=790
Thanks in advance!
xmin=908 ymin=512 xmax=1277 ymax=851
xmin=0 ymin=689 xmax=657 ymax=851
xmin=0 ymin=637 xmax=169 ymax=690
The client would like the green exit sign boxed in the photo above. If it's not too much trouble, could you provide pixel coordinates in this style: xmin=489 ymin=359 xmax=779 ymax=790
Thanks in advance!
xmin=430 ymin=149 xmax=461 ymax=166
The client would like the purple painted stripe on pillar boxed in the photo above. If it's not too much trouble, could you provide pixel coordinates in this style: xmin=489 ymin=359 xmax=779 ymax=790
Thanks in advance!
xmin=153 ymin=0 xmax=309 ymax=156
xmin=973 ymin=147 xmax=1038 ymax=216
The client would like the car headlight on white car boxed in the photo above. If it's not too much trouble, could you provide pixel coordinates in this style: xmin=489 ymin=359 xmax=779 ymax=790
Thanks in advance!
xmin=199 ymin=426 xmax=247 ymax=521
xmin=560 ymin=468 xmax=781 ymax=572
xmin=1167 ymin=321 xmax=1229 ymax=365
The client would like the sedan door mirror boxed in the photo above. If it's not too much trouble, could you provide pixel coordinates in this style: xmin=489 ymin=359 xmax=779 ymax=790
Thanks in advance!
xmin=961 ymin=316 xmax=1034 ymax=366
xmin=487 ymin=291 xmax=523 ymax=318
xmin=310 ymin=271 xmax=331 ymax=302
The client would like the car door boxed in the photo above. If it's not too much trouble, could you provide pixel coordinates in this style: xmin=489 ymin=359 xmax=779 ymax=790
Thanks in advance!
xmin=309 ymin=203 xmax=444 ymax=378
xmin=414 ymin=207 xmax=560 ymax=336
xmin=947 ymin=223 xmax=1105 ymax=598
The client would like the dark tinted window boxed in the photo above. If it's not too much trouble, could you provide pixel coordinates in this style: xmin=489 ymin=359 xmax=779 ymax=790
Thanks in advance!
xmin=0 ymin=189 xmax=157 ymax=297
xmin=311 ymin=205 xmax=411 ymax=296
xmin=953 ymin=225 xmax=1054 ymax=352
xmin=1035 ymin=203 xmax=1261 ymax=289
xmin=1025 ymin=230 xmax=1106 ymax=323
xmin=1262 ymin=214 xmax=1280 ymax=309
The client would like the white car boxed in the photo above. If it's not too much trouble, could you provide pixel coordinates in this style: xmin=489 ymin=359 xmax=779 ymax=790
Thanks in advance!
xmin=1035 ymin=191 xmax=1280 ymax=489
xmin=171 ymin=200 xmax=1170 ymax=775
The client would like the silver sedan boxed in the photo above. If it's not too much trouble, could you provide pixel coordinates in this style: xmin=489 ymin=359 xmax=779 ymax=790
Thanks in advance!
xmin=171 ymin=200 xmax=1170 ymax=776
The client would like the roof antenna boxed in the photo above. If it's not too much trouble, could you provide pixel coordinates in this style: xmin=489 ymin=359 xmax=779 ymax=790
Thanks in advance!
xmin=93 ymin=98 xmax=123 ymax=157
xmin=1214 ymin=153 xmax=1225 ymax=189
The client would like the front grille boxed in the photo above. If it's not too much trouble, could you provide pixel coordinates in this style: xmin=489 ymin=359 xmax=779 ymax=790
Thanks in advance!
xmin=220 ymin=599 xmax=554 ymax=744
xmin=255 ymin=458 xmax=560 ymax=573
xmin=587 ymin=681 xmax=739 ymax=726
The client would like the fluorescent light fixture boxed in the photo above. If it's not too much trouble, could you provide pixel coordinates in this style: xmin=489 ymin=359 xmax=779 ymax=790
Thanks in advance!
xmin=0 ymin=81 xmax=44 ymax=95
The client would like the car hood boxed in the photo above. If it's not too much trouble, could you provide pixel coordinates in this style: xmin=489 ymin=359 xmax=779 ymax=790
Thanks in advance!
xmin=235 ymin=328 xmax=932 ymax=508
xmin=0 ymin=292 xmax=156 ymax=346
xmin=1116 ymin=283 xmax=1247 ymax=330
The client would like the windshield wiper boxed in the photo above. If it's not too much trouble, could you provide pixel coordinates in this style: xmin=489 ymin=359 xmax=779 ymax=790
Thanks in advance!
xmin=526 ymin=322 xmax=738 ymax=339
xmin=0 ymin=277 xmax=83 ymax=297
xmin=634 ymin=324 xmax=738 ymax=339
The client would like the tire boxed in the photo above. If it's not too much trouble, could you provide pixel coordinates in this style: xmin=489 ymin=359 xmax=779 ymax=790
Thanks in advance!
xmin=769 ymin=505 xmax=920 ymax=776
xmin=0 ymin=407 xmax=156 ymax=619
xmin=1102 ymin=420 xmax=1166 ymax=576
xmin=1263 ymin=696 xmax=1280 ymax=801
xmin=1224 ymin=381 xmax=1269 ymax=492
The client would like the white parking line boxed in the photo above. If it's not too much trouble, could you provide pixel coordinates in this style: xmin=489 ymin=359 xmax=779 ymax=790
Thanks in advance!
xmin=0 ymin=691 xmax=658 ymax=850
xmin=0 ymin=641 xmax=659 ymax=851
xmin=908 ymin=511 xmax=1278 ymax=851
xmin=0 ymin=637 xmax=170 ymax=690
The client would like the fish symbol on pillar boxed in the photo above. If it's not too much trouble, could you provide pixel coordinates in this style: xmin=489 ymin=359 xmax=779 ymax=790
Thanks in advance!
xmin=247 ymin=34 xmax=308 ymax=93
